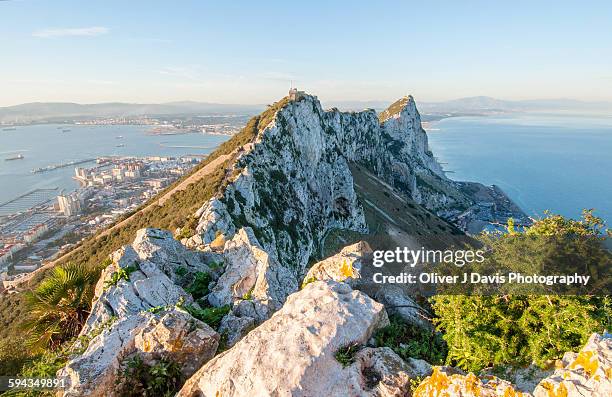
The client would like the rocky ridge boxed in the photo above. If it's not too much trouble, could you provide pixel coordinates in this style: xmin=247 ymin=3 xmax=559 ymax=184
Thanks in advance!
xmin=56 ymin=93 xmax=538 ymax=396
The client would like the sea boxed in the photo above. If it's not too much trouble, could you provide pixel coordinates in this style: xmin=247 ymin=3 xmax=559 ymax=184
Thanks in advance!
xmin=1 ymin=115 xmax=611 ymax=225
xmin=0 ymin=124 xmax=229 ymax=210
xmin=426 ymin=113 xmax=612 ymax=225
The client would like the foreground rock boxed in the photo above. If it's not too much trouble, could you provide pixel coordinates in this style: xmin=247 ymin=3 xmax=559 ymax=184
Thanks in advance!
xmin=303 ymin=241 xmax=371 ymax=286
xmin=179 ymin=280 xmax=421 ymax=397
xmin=57 ymin=228 xmax=219 ymax=396
xmin=58 ymin=309 xmax=219 ymax=397
xmin=413 ymin=333 xmax=612 ymax=397
xmin=413 ymin=367 xmax=526 ymax=397
xmin=533 ymin=333 xmax=612 ymax=397
xmin=345 ymin=347 xmax=432 ymax=396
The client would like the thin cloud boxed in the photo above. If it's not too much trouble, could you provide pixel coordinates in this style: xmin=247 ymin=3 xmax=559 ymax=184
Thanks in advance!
xmin=32 ymin=26 xmax=109 ymax=38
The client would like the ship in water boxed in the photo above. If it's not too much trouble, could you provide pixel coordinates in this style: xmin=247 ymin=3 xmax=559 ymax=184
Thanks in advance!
xmin=5 ymin=154 xmax=24 ymax=161
xmin=2 ymin=127 xmax=17 ymax=131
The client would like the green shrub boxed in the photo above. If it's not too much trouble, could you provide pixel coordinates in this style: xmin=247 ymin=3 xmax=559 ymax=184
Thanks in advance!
xmin=185 ymin=272 xmax=212 ymax=300
xmin=374 ymin=316 xmax=447 ymax=365
xmin=104 ymin=265 xmax=138 ymax=290
xmin=334 ymin=342 xmax=362 ymax=367
xmin=115 ymin=356 xmax=183 ymax=397
xmin=431 ymin=211 xmax=612 ymax=372
xmin=183 ymin=304 xmax=230 ymax=329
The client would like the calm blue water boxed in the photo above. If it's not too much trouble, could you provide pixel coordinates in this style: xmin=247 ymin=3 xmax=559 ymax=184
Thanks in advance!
xmin=0 ymin=124 xmax=229 ymax=205
xmin=427 ymin=113 xmax=612 ymax=224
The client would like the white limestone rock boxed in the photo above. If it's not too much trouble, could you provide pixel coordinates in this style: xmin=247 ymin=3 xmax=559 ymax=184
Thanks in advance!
xmin=344 ymin=347 xmax=432 ymax=396
xmin=58 ymin=309 xmax=218 ymax=397
xmin=208 ymin=227 xmax=298 ymax=317
xmin=135 ymin=309 xmax=219 ymax=378
xmin=178 ymin=280 xmax=390 ymax=397
xmin=82 ymin=231 xmax=199 ymax=334
xmin=303 ymin=240 xmax=372 ymax=286
xmin=533 ymin=333 xmax=612 ymax=397
xmin=217 ymin=312 xmax=256 ymax=348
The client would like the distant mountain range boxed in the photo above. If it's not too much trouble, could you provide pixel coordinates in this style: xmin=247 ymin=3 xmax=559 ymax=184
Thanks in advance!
xmin=1 ymin=96 xmax=610 ymax=124
xmin=0 ymin=101 xmax=265 ymax=124
xmin=325 ymin=96 xmax=612 ymax=113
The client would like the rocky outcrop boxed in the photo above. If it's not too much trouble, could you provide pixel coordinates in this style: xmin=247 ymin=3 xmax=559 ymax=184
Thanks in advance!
xmin=82 ymin=228 xmax=212 ymax=334
xmin=413 ymin=367 xmax=526 ymax=397
xmin=58 ymin=309 xmax=218 ymax=397
xmin=303 ymin=240 xmax=371 ymax=286
xmin=533 ymin=333 xmax=612 ymax=397
xmin=191 ymin=95 xmax=460 ymax=277
xmin=57 ymin=228 xmax=220 ymax=396
xmin=413 ymin=333 xmax=612 ymax=397
xmin=178 ymin=280 xmax=401 ymax=397
xmin=208 ymin=227 xmax=297 ymax=315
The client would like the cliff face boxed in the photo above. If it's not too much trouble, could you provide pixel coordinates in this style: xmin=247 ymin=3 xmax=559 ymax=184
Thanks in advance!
xmin=191 ymin=93 xmax=477 ymax=276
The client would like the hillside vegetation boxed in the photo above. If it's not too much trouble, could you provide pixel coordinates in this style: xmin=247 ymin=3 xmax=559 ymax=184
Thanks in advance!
xmin=0 ymin=97 xmax=290 ymax=344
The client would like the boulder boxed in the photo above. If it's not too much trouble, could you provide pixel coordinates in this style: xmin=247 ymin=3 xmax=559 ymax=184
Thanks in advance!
xmin=217 ymin=312 xmax=256 ymax=347
xmin=303 ymin=241 xmax=371 ymax=286
xmin=58 ymin=308 xmax=219 ymax=397
xmin=207 ymin=227 xmax=269 ymax=307
xmin=178 ymin=280 xmax=392 ymax=397
xmin=344 ymin=347 xmax=432 ymax=396
xmin=373 ymin=286 xmax=432 ymax=330
xmin=413 ymin=367 xmax=526 ymax=397
xmin=208 ymin=227 xmax=298 ymax=322
xmin=135 ymin=309 xmax=220 ymax=377
xmin=533 ymin=333 xmax=612 ymax=397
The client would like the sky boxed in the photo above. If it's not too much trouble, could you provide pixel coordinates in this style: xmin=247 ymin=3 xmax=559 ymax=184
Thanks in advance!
xmin=1 ymin=0 xmax=611 ymax=106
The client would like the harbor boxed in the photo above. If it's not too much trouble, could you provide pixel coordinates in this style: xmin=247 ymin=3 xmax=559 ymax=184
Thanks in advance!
xmin=31 ymin=158 xmax=96 ymax=173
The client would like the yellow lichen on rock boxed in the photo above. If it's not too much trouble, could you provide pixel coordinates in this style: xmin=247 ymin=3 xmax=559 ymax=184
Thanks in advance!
xmin=540 ymin=381 xmax=568 ymax=397
xmin=413 ymin=367 xmax=451 ymax=397
xmin=339 ymin=259 xmax=355 ymax=280
xmin=569 ymin=350 xmax=598 ymax=378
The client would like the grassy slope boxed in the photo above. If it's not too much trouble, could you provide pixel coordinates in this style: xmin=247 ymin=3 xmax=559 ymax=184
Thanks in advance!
xmin=321 ymin=163 xmax=466 ymax=259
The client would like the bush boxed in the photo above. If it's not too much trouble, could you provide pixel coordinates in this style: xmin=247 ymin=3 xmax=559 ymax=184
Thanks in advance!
xmin=23 ymin=262 xmax=101 ymax=351
xmin=182 ymin=304 xmax=230 ymax=329
xmin=115 ymin=356 xmax=183 ymax=397
xmin=431 ymin=211 xmax=612 ymax=372
xmin=374 ymin=316 xmax=447 ymax=365
xmin=185 ymin=272 xmax=212 ymax=300
xmin=334 ymin=342 xmax=362 ymax=367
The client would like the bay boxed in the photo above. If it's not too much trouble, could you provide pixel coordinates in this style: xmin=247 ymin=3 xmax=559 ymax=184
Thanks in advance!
xmin=0 ymin=124 xmax=229 ymax=205
xmin=427 ymin=113 xmax=612 ymax=224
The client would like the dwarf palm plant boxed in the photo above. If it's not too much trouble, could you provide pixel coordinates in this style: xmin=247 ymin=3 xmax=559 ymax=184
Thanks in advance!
xmin=24 ymin=262 xmax=100 ymax=351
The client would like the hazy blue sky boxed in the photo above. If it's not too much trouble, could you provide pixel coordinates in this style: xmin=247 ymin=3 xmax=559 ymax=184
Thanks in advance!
xmin=1 ymin=0 xmax=611 ymax=106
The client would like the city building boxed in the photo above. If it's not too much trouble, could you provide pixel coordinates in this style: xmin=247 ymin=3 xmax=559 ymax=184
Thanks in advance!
xmin=23 ymin=223 xmax=49 ymax=243
xmin=0 ymin=243 xmax=25 ymax=265
xmin=57 ymin=194 xmax=81 ymax=217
